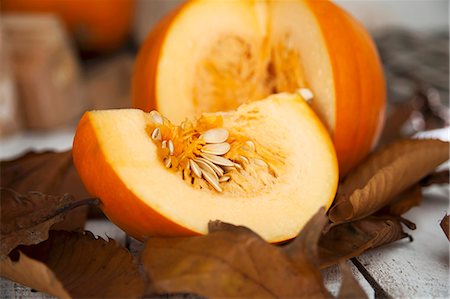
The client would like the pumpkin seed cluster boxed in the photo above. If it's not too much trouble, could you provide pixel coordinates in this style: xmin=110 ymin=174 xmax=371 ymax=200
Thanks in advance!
xmin=149 ymin=110 xmax=268 ymax=192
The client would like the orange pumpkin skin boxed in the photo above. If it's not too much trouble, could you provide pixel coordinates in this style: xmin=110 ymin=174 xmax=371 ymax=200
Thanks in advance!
xmin=132 ymin=0 xmax=386 ymax=175
xmin=2 ymin=0 xmax=135 ymax=52
xmin=132 ymin=3 xmax=186 ymax=113
xmin=305 ymin=0 xmax=386 ymax=175
xmin=73 ymin=112 xmax=196 ymax=241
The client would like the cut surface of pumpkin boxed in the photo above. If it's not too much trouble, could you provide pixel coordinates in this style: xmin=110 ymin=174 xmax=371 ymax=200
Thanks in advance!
xmin=73 ymin=93 xmax=338 ymax=242
xmin=132 ymin=0 xmax=386 ymax=175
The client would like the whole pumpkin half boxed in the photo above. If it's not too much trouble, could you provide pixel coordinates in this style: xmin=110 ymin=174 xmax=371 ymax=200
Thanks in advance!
xmin=132 ymin=0 xmax=386 ymax=175
xmin=2 ymin=0 xmax=134 ymax=52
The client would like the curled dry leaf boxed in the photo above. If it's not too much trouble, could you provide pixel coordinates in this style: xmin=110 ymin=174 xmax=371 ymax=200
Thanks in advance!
xmin=378 ymin=184 xmax=422 ymax=217
xmin=378 ymin=101 xmax=415 ymax=146
xmin=141 ymin=209 xmax=332 ymax=299
xmin=1 ymin=150 xmax=91 ymax=231
xmin=440 ymin=215 xmax=449 ymax=241
xmin=282 ymin=207 xmax=328 ymax=272
xmin=0 ymin=151 xmax=86 ymax=196
xmin=337 ymin=262 xmax=368 ymax=299
xmin=0 ymin=188 xmax=97 ymax=258
xmin=329 ymin=139 xmax=449 ymax=224
xmin=318 ymin=216 xmax=409 ymax=268
xmin=420 ymin=170 xmax=450 ymax=187
xmin=1 ymin=251 xmax=70 ymax=298
xmin=0 ymin=231 xmax=145 ymax=298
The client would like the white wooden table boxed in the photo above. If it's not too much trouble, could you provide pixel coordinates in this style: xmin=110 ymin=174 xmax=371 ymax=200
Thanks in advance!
xmin=1 ymin=128 xmax=449 ymax=298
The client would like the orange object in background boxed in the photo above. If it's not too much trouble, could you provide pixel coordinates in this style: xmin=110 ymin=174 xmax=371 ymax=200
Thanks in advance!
xmin=132 ymin=0 xmax=386 ymax=175
xmin=2 ymin=0 xmax=135 ymax=52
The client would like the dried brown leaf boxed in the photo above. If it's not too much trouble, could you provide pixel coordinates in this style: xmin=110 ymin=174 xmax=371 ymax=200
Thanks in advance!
xmin=378 ymin=101 xmax=414 ymax=146
xmin=440 ymin=215 xmax=449 ymax=241
xmin=1 ymin=231 xmax=145 ymax=298
xmin=1 ymin=151 xmax=81 ymax=195
xmin=329 ymin=139 xmax=449 ymax=224
xmin=337 ymin=262 xmax=367 ymax=299
xmin=0 ymin=188 xmax=97 ymax=258
xmin=283 ymin=208 xmax=328 ymax=271
xmin=1 ymin=252 xmax=70 ymax=298
xmin=1 ymin=150 xmax=91 ymax=231
xmin=420 ymin=170 xmax=449 ymax=187
xmin=319 ymin=217 xmax=409 ymax=268
xmin=141 ymin=209 xmax=331 ymax=299
xmin=380 ymin=184 xmax=423 ymax=216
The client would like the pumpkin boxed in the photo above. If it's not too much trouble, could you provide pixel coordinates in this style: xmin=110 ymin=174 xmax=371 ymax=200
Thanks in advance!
xmin=2 ymin=0 xmax=135 ymax=52
xmin=132 ymin=0 xmax=386 ymax=175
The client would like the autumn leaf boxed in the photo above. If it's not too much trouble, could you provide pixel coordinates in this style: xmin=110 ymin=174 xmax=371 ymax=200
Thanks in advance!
xmin=378 ymin=101 xmax=414 ymax=146
xmin=282 ymin=207 xmax=328 ymax=272
xmin=337 ymin=262 xmax=368 ymax=299
xmin=0 ymin=188 xmax=97 ymax=257
xmin=141 ymin=209 xmax=332 ymax=299
xmin=329 ymin=139 xmax=449 ymax=224
xmin=282 ymin=210 xmax=367 ymax=298
xmin=379 ymin=184 xmax=422 ymax=217
xmin=318 ymin=216 xmax=409 ymax=268
xmin=1 ymin=231 xmax=145 ymax=298
xmin=2 ymin=251 xmax=70 ymax=298
xmin=420 ymin=170 xmax=449 ymax=187
xmin=440 ymin=215 xmax=449 ymax=241
xmin=1 ymin=150 xmax=91 ymax=231
xmin=0 ymin=151 xmax=86 ymax=196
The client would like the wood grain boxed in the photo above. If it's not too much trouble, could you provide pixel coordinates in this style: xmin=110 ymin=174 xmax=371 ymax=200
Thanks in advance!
xmin=356 ymin=187 xmax=450 ymax=298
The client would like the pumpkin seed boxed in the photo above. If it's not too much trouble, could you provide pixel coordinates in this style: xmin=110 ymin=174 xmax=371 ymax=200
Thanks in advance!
xmin=297 ymin=88 xmax=314 ymax=102
xmin=168 ymin=140 xmax=174 ymax=155
xmin=200 ymin=153 xmax=235 ymax=167
xmin=194 ymin=158 xmax=219 ymax=180
xmin=201 ymin=128 xmax=229 ymax=144
xmin=222 ymin=166 xmax=236 ymax=172
xmin=254 ymin=158 xmax=268 ymax=167
xmin=237 ymin=155 xmax=249 ymax=163
xmin=202 ymin=170 xmax=222 ymax=192
xmin=201 ymin=142 xmax=231 ymax=155
xmin=164 ymin=156 xmax=172 ymax=168
xmin=245 ymin=140 xmax=255 ymax=151
xmin=219 ymin=175 xmax=230 ymax=182
xmin=195 ymin=157 xmax=224 ymax=177
xmin=161 ymin=140 xmax=167 ymax=149
xmin=189 ymin=159 xmax=203 ymax=178
xmin=151 ymin=128 xmax=161 ymax=141
xmin=150 ymin=111 xmax=163 ymax=125
xmin=233 ymin=163 xmax=243 ymax=170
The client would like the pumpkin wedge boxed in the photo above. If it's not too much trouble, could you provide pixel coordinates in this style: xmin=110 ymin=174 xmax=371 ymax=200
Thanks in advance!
xmin=132 ymin=0 xmax=386 ymax=175
xmin=73 ymin=93 xmax=338 ymax=242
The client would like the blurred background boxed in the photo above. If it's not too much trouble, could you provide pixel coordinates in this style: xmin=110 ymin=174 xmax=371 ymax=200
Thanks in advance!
xmin=0 ymin=0 xmax=448 ymax=160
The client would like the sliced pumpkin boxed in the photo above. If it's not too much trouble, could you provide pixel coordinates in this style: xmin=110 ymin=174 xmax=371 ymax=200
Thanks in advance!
xmin=73 ymin=93 xmax=338 ymax=242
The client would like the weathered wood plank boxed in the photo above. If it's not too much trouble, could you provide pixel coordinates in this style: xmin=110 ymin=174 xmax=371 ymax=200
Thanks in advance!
xmin=0 ymin=278 xmax=54 ymax=299
xmin=356 ymin=186 xmax=450 ymax=298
